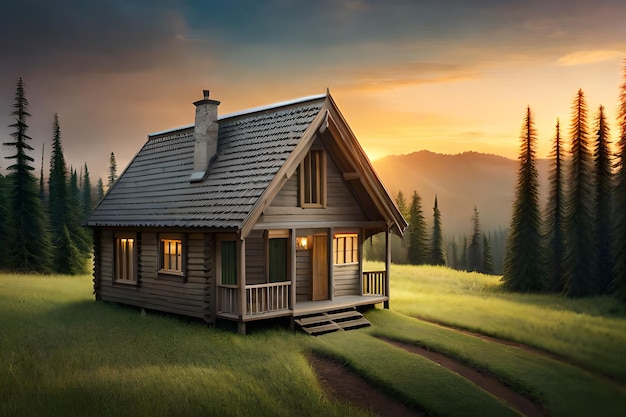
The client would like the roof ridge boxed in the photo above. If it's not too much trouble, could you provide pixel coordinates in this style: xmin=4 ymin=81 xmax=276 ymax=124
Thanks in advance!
xmin=218 ymin=93 xmax=326 ymax=121
xmin=149 ymin=93 xmax=326 ymax=137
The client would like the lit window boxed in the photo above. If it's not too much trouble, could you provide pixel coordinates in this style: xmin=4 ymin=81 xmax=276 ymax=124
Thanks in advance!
xmin=300 ymin=149 xmax=325 ymax=207
xmin=159 ymin=236 xmax=184 ymax=275
xmin=115 ymin=235 xmax=136 ymax=284
xmin=334 ymin=234 xmax=358 ymax=265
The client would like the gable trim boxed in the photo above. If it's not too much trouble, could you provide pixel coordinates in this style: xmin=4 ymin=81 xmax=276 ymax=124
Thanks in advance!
xmin=239 ymin=108 xmax=330 ymax=239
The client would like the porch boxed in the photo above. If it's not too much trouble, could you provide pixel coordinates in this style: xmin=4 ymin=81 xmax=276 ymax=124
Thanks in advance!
xmin=216 ymin=270 xmax=388 ymax=322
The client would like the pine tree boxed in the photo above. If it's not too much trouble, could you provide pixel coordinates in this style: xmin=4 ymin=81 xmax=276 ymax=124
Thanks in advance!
xmin=503 ymin=107 xmax=543 ymax=291
xmin=2 ymin=78 xmax=52 ymax=272
xmin=429 ymin=195 xmax=445 ymax=265
xmin=39 ymin=144 xmax=45 ymax=203
xmin=69 ymin=167 xmax=91 ymax=266
xmin=407 ymin=191 xmax=428 ymax=265
xmin=108 ymin=151 xmax=118 ymax=189
xmin=48 ymin=115 xmax=84 ymax=273
xmin=544 ymin=120 xmax=566 ymax=292
xmin=95 ymin=177 xmax=105 ymax=204
xmin=482 ymin=233 xmax=494 ymax=274
xmin=448 ymin=236 xmax=458 ymax=270
xmin=0 ymin=173 xmax=9 ymax=269
xmin=82 ymin=162 xmax=92 ymax=217
xmin=593 ymin=106 xmax=613 ymax=293
xmin=613 ymin=59 xmax=626 ymax=298
xmin=395 ymin=190 xmax=410 ymax=221
xmin=467 ymin=206 xmax=482 ymax=272
xmin=563 ymin=89 xmax=597 ymax=296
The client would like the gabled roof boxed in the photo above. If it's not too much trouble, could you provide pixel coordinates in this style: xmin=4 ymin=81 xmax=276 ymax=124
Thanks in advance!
xmin=86 ymin=93 xmax=407 ymax=235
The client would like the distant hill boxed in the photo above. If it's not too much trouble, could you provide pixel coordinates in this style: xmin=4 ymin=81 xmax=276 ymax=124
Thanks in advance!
xmin=372 ymin=150 xmax=550 ymax=236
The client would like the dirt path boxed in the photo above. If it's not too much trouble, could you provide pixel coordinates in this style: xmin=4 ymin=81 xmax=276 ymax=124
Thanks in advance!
xmin=308 ymin=332 xmax=547 ymax=417
xmin=308 ymin=353 xmax=425 ymax=417
xmin=378 ymin=337 xmax=546 ymax=417
xmin=415 ymin=315 xmax=626 ymax=388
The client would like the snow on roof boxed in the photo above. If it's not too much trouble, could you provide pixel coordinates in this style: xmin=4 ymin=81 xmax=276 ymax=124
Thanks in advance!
xmin=148 ymin=93 xmax=327 ymax=138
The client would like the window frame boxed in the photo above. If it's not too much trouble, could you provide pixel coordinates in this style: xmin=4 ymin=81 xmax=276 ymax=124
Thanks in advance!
xmin=217 ymin=234 xmax=238 ymax=286
xmin=114 ymin=232 xmax=138 ymax=285
xmin=158 ymin=233 xmax=186 ymax=279
xmin=299 ymin=149 xmax=326 ymax=208
xmin=265 ymin=230 xmax=290 ymax=283
xmin=333 ymin=233 xmax=359 ymax=265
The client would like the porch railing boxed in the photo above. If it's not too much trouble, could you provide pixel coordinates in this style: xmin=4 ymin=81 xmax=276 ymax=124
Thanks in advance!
xmin=363 ymin=271 xmax=387 ymax=295
xmin=246 ymin=281 xmax=291 ymax=315
xmin=217 ymin=284 xmax=239 ymax=315
xmin=217 ymin=281 xmax=292 ymax=316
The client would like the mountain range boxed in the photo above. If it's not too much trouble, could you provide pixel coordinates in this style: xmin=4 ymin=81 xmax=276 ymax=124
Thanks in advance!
xmin=371 ymin=150 xmax=551 ymax=236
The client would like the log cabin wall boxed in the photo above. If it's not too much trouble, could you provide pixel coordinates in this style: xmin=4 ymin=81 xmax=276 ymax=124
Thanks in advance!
xmin=333 ymin=263 xmax=360 ymax=296
xmin=94 ymin=229 xmax=212 ymax=322
xmin=296 ymin=248 xmax=312 ymax=301
xmin=245 ymin=230 xmax=265 ymax=285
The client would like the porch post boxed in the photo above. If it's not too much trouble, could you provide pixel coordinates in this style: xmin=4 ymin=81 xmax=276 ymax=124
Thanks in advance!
xmin=237 ymin=235 xmax=246 ymax=335
xmin=384 ymin=225 xmax=391 ymax=309
xmin=328 ymin=228 xmax=334 ymax=301
xmin=289 ymin=228 xmax=297 ymax=331
xmin=358 ymin=228 xmax=364 ymax=296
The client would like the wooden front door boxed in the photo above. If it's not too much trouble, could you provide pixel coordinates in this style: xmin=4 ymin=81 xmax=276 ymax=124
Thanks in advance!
xmin=312 ymin=234 xmax=329 ymax=301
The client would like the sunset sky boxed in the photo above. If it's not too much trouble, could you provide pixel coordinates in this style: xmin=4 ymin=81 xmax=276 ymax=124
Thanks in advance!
xmin=1 ymin=0 xmax=625 ymax=181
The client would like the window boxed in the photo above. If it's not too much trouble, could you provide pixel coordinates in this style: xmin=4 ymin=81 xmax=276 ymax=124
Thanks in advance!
xmin=220 ymin=240 xmax=237 ymax=285
xmin=268 ymin=238 xmax=288 ymax=282
xmin=115 ymin=234 xmax=137 ymax=284
xmin=334 ymin=233 xmax=358 ymax=265
xmin=266 ymin=230 xmax=289 ymax=282
xmin=300 ymin=149 xmax=325 ymax=207
xmin=159 ymin=235 xmax=184 ymax=276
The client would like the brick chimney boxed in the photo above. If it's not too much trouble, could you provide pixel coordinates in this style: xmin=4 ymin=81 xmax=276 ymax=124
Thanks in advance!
xmin=190 ymin=90 xmax=220 ymax=182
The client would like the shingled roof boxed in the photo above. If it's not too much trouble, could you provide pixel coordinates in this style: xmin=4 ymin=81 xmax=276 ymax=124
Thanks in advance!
xmin=86 ymin=95 xmax=326 ymax=229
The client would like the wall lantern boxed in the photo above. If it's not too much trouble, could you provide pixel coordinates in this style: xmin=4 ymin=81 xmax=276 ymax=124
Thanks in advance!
xmin=296 ymin=236 xmax=309 ymax=250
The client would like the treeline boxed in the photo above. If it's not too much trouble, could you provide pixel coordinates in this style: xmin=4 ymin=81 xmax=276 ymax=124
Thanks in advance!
xmin=364 ymin=190 xmax=504 ymax=274
xmin=503 ymin=60 xmax=626 ymax=298
xmin=0 ymin=78 xmax=115 ymax=274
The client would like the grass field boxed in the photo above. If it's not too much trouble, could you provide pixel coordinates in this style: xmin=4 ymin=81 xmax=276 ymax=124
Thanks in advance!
xmin=378 ymin=262 xmax=626 ymax=382
xmin=2 ymin=268 xmax=626 ymax=416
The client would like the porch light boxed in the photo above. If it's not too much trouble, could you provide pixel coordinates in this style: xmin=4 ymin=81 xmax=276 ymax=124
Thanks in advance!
xmin=296 ymin=236 xmax=309 ymax=250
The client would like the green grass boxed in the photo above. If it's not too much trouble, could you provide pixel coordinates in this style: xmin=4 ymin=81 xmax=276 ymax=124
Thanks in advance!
xmin=308 ymin=331 xmax=522 ymax=417
xmin=0 ymin=274 xmax=366 ymax=417
xmin=366 ymin=309 xmax=626 ymax=417
xmin=377 ymin=262 xmax=626 ymax=382
xmin=3 ymin=268 xmax=626 ymax=417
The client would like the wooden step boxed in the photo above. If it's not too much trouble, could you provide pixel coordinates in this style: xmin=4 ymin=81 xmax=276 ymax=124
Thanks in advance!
xmin=294 ymin=308 xmax=371 ymax=336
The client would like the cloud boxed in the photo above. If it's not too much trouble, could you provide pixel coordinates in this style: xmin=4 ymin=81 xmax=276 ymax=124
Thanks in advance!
xmin=558 ymin=50 xmax=624 ymax=66
xmin=336 ymin=61 xmax=480 ymax=92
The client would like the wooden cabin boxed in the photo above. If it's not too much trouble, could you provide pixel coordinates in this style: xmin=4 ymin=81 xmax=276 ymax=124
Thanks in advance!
xmin=86 ymin=90 xmax=407 ymax=334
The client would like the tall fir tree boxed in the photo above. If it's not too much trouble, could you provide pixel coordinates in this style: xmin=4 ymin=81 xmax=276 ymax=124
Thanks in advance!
xmin=395 ymin=190 xmax=410 ymax=221
xmin=613 ymin=59 xmax=626 ymax=298
xmin=467 ymin=206 xmax=482 ymax=272
xmin=407 ymin=191 xmax=428 ymax=265
xmin=0 ymin=173 xmax=8 ymax=269
xmin=82 ymin=162 xmax=92 ymax=218
xmin=39 ymin=144 xmax=45 ymax=203
xmin=69 ymin=167 xmax=91 ymax=265
xmin=429 ymin=195 xmax=445 ymax=265
xmin=2 ymin=78 xmax=52 ymax=272
xmin=482 ymin=233 xmax=494 ymax=275
xmin=108 ymin=151 xmax=118 ymax=189
xmin=95 ymin=177 xmax=105 ymax=204
xmin=48 ymin=114 xmax=83 ymax=273
xmin=544 ymin=120 xmax=567 ymax=292
xmin=593 ymin=106 xmax=613 ymax=293
xmin=563 ymin=89 xmax=597 ymax=297
xmin=503 ymin=107 xmax=543 ymax=291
